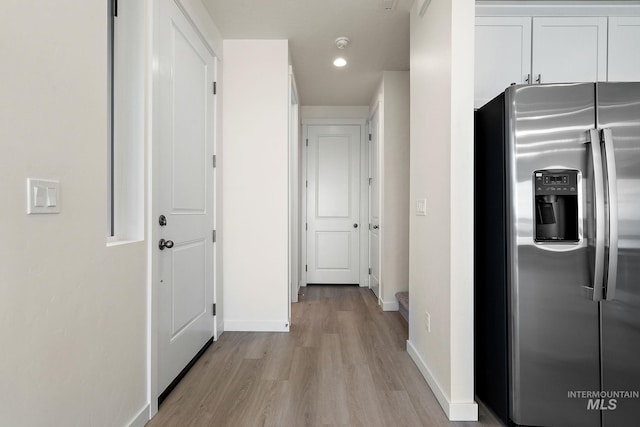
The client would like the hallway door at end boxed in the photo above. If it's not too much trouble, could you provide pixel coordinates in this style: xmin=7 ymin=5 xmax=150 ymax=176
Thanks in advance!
xmin=306 ymin=125 xmax=361 ymax=284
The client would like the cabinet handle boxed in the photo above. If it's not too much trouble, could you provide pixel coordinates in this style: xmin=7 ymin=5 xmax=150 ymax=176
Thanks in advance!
xmin=525 ymin=74 xmax=531 ymax=84
xmin=535 ymin=74 xmax=541 ymax=84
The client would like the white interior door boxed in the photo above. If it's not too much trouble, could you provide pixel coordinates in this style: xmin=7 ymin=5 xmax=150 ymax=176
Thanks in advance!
xmin=368 ymin=111 xmax=381 ymax=299
xmin=306 ymin=125 xmax=360 ymax=284
xmin=157 ymin=0 xmax=215 ymax=394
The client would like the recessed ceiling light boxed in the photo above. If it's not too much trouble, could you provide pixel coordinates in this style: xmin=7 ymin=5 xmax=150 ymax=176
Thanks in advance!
xmin=333 ymin=57 xmax=347 ymax=67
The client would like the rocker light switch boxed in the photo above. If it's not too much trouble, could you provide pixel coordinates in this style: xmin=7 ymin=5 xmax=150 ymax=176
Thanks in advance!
xmin=27 ymin=178 xmax=60 ymax=214
xmin=34 ymin=186 xmax=47 ymax=207
xmin=46 ymin=187 xmax=57 ymax=207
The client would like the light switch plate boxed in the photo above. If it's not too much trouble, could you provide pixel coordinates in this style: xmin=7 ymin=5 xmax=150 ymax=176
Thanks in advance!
xmin=27 ymin=178 xmax=60 ymax=214
xmin=416 ymin=199 xmax=427 ymax=216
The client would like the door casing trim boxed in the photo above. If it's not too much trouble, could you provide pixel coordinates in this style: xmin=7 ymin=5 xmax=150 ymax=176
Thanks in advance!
xmin=301 ymin=118 xmax=369 ymax=287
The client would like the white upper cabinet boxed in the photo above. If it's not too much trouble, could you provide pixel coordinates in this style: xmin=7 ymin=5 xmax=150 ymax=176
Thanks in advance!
xmin=474 ymin=8 xmax=640 ymax=108
xmin=532 ymin=17 xmax=608 ymax=84
xmin=608 ymin=17 xmax=640 ymax=82
xmin=475 ymin=17 xmax=532 ymax=108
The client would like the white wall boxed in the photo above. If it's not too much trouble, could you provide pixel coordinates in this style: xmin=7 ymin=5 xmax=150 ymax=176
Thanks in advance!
xmin=0 ymin=1 xmax=147 ymax=426
xmin=370 ymin=71 xmax=411 ymax=311
xmin=407 ymin=0 xmax=477 ymax=421
xmin=222 ymin=40 xmax=290 ymax=331
xmin=301 ymin=105 xmax=369 ymax=120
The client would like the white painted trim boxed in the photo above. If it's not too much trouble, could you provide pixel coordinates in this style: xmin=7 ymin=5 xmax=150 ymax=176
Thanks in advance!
xmin=127 ymin=404 xmax=150 ymax=427
xmin=367 ymin=103 xmax=382 ymax=302
xmin=406 ymin=340 xmax=479 ymax=421
xmin=175 ymin=0 xmax=222 ymax=58
xmin=359 ymin=120 xmax=369 ymax=289
xmin=381 ymin=299 xmax=399 ymax=311
xmin=148 ymin=0 xmax=160 ymax=419
xmin=302 ymin=118 xmax=367 ymax=126
xmin=106 ymin=239 xmax=141 ymax=247
xmin=375 ymin=101 xmax=383 ymax=301
xmin=212 ymin=56 xmax=220 ymax=341
xmin=288 ymin=66 xmax=300 ymax=309
xmin=476 ymin=2 xmax=640 ymax=17
xmin=301 ymin=125 xmax=308 ymax=286
xmin=224 ymin=320 xmax=291 ymax=332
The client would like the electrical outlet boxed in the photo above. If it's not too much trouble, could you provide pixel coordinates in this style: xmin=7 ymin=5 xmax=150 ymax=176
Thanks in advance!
xmin=425 ymin=311 xmax=431 ymax=333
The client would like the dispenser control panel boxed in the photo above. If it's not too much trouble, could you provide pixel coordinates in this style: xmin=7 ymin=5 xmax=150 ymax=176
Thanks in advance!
xmin=534 ymin=170 xmax=579 ymax=243
xmin=535 ymin=171 xmax=578 ymax=196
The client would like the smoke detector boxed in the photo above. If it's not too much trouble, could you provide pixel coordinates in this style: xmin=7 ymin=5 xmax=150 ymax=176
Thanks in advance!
xmin=335 ymin=37 xmax=350 ymax=50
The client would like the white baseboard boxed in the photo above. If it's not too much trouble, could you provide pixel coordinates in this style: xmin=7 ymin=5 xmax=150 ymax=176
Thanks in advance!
xmin=406 ymin=340 xmax=478 ymax=421
xmin=224 ymin=320 xmax=290 ymax=332
xmin=127 ymin=404 xmax=149 ymax=427
xmin=381 ymin=298 xmax=399 ymax=311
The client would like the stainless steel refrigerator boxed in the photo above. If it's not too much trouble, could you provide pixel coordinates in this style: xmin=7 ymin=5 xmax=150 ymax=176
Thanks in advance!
xmin=475 ymin=83 xmax=640 ymax=427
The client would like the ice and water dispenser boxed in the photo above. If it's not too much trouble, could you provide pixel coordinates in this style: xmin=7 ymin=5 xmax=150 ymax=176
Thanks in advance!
xmin=534 ymin=170 xmax=579 ymax=242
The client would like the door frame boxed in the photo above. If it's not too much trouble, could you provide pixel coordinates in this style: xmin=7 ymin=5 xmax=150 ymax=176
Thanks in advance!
xmin=288 ymin=67 xmax=300 ymax=307
xmin=149 ymin=0 xmax=220 ymax=418
xmin=301 ymin=118 xmax=369 ymax=288
xmin=367 ymin=102 xmax=382 ymax=304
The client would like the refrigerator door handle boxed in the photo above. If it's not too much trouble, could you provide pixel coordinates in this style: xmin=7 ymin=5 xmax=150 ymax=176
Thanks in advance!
xmin=602 ymin=128 xmax=619 ymax=301
xmin=586 ymin=129 xmax=606 ymax=301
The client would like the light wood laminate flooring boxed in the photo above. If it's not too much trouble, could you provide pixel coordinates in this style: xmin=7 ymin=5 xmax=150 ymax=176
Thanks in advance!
xmin=148 ymin=285 xmax=502 ymax=427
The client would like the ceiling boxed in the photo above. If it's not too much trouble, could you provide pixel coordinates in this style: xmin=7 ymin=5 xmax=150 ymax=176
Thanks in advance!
xmin=202 ymin=0 xmax=413 ymax=106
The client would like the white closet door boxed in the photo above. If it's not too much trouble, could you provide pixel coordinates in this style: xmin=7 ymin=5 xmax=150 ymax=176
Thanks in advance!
xmin=532 ymin=17 xmax=607 ymax=84
xmin=608 ymin=17 xmax=640 ymax=82
xmin=306 ymin=125 xmax=361 ymax=284
xmin=475 ymin=17 xmax=532 ymax=108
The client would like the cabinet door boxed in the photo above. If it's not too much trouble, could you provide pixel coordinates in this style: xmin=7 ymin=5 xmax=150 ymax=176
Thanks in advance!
xmin=608 ymin=17 xmax=640 ymax=82
xmin=475 ymin=17 xmax=532 ymax=108
xmin=532 ymin=17 xmax=607 ymax=84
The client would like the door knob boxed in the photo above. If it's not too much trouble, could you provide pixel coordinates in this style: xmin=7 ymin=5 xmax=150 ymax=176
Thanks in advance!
xmin=353 ymin=223 xmax=358 ymax=228
xmin=159 ymin=239 xmax=174 ymax=250
xmin=373 ymin=225 xmax=379 ymax=230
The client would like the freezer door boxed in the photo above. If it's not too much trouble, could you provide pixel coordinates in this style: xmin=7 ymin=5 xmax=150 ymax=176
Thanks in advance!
xmin=598 ymin=82 xmax=640 ymax=427
xmin=506 ymin=84 xmax=600 ymax=427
